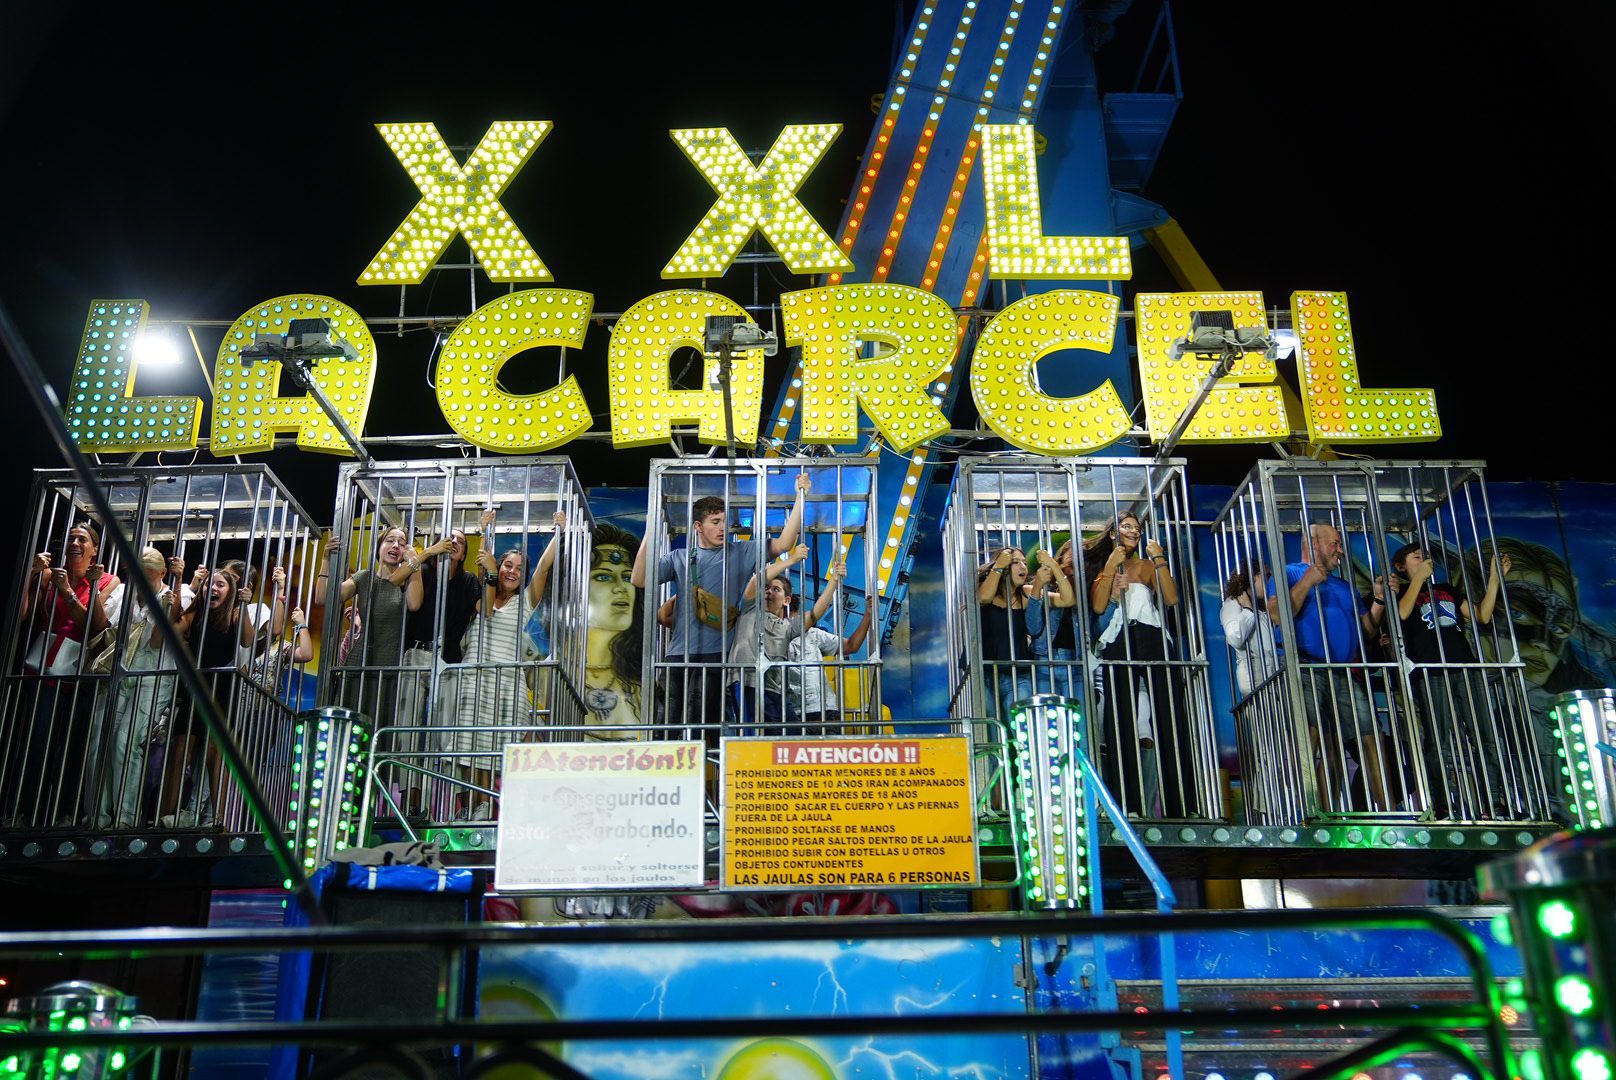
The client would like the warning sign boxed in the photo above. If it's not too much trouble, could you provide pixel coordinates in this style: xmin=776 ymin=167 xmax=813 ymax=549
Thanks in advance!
xmin=495 ymin=741 xmax=706 ymax=892
xmin=722 ymin=736 xmax=978 ymax=890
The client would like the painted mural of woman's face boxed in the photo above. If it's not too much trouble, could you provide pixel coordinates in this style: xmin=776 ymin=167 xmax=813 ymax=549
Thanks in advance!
xmin=588 ymin=545 xmax=635 ymax=634
xmin=1506 ymin=567 xmax=1578 ymax=685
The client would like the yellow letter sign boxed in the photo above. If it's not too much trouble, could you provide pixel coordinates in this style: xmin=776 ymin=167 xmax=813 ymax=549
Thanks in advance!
xmin=1292 ymin=291 xmax=1439 ymax=443
xmin=781 ymin=283 xmax=955 ymax=452
xmin=606 ymin=291 xmax=766 ymax=449
xmin=358 ymin=121 xmax=552 ymax=285
xmin=971 ymin=290 xmax=1131 ymax=454
xmin=1134 ymin=292 xmax=1291 ymax=444
xmin=211 ymin=296 xmax=376 ymax=456
xmin=980 ymin=124 xmax=1132 ymax=280
xmin=63 ymin=300 xmax=201 ymax=453
xmin=436 ymin=289 xmax=595 ymax=453
xmin=662 ymin=125 xmax=853 ymax=279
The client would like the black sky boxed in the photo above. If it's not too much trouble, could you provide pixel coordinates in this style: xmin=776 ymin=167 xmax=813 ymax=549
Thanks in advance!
xmin=0 ymin=2 xmax=1609 ymax=566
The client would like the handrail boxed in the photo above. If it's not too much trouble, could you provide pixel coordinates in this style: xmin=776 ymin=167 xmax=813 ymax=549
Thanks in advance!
xmin=0 ymin=907 xmax=1511 ymax=1080
xmin=1076 ymin=740 xmax=1181 ymax=1080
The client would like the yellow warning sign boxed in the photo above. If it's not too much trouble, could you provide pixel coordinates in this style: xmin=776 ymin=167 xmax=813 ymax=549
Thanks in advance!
xmin=722 ymin=736 xmax=978 ymax=890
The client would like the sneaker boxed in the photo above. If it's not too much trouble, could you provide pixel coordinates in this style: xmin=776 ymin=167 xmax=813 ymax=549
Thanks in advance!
xmin=159 ymin=810 xmax=211 ymax=828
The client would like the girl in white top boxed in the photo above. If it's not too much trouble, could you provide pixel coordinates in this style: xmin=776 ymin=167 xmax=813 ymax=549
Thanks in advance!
xmin=728 ymin=545 xmax=839 ymax=730
xmin=1219 ymin=566 xmax=1277 ymax=699
xmin=1089 ymin=512 xmax=1196 ymax=819
xmin=91 ymin=547 xmax=191 ymax=828
xmin=451 ymin=537 xmax=546 ymax=819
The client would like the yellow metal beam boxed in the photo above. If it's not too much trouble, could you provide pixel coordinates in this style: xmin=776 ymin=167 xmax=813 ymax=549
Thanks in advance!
xmin=1144 ymin=218 xmax=1221 ymax=291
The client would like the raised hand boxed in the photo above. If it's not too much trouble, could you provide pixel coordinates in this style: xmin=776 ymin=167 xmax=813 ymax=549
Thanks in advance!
xmin=32 ymin=552 xmax=51 ymax=576
xmin=795 ymin=472 xmax=811 ymax=496
xmin=1144 ymin=538 xmax=1164 ymax=560
xmin=167 ymin=555 xmax=185 ymax=579
xmin=785 ymin=543 xmax=809 ymax=564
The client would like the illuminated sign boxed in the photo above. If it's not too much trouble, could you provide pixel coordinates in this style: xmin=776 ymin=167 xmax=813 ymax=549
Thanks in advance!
xmin=663 ymin=125 xmax=853 ymax=279
xmin=62 ymin=120 xmax=1442 ymax=458
xmin=359 ymin=121 xmax=553 ymax=285
xmin=63 ymin=300 xmax=201 ymax=454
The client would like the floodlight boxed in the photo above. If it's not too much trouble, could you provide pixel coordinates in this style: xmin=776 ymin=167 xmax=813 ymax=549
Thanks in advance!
xmin=131 ymin=328 xmax=181 ymax=368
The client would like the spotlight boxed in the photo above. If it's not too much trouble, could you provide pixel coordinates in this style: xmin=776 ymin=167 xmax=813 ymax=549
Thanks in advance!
xmin=235 ymin=317 xmax=370 ymax=462
xmin=239 ymin=318 xmax=359 ymax=368
xmin=702 ymin=315 xmax=777 ymax=358
xmin=1168 ymin=309 xmax=1277 ymax=364
xmin=132 ymin=328 xmax=181 ymax=368
xmin=702 ymin=315 xmax=778 ymax=461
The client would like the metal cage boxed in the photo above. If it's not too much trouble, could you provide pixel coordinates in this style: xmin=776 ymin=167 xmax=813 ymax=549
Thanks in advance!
xmin=942 ymin=456 xmax=1222 ymax=825
xmin=1208 ymin=459 xmax=1551 ymax=826
xmin=1 ymin=466 xmax=319 ymax=847
xmin=326 ymin=456 xmax=592 ymax=841
xmin=641 ymin=458 xmax=884 ymax=799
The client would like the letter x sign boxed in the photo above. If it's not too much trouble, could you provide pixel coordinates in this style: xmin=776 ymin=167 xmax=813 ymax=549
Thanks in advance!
xmin=359 ymin=121 xmax=552 ymax=285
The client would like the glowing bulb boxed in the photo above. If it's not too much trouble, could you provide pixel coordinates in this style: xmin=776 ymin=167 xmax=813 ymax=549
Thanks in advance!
xmin=133 ymin=329 xmax=181 ymax=367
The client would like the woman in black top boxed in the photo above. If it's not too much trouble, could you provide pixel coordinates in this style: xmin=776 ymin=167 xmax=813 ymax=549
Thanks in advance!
xmin=978 ymin=547 xmax=1037 ymax=726
xmin=1392 ymin=542 xmax=1512 ymax=819
xmin=160 ymin=565 xmax=254 ymax=827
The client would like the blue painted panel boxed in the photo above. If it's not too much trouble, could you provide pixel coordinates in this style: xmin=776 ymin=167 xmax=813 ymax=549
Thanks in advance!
xmin=479 ymin=935 xmax=1031 ymax=1077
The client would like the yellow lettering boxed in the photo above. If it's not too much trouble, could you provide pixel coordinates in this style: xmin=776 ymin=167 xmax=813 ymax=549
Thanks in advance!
xmin=211 ymin=295 xmax=376 ymax=456
xmin=781 ymin=283 xmax=954 ymax=452
xmin=436 ymin=289 xmax=594 ymax=452
xmin=358 ymin=121 xmax=552 ymax=285
xmin=1292 ymin=291 xmax=1439 ymax=443
xmin=980 ymin=125 xmax=1131 ymax=280
xmin=1134 ymin=291 xmax=1291 ymax=443
xmin=662 ymin=125 xmax=853 ymax=279
xmin=970 ymin=290 xmax=1131 ymax=454
xmin=606 ymin=290 xmax=765 ymax=449
xmin=63 ymin=300 xmax=201 ymax=453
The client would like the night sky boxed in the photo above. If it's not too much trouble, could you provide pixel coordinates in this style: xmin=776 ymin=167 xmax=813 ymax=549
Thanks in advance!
xmin=0 ymin=2 xmax=1608 ymax=571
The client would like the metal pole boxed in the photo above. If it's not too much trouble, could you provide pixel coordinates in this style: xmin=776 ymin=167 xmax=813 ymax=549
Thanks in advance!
xmin=1152 ymin=346 xmax=1237 ymax=464
xmin=286 ymin=355 xmax=375 ymax=467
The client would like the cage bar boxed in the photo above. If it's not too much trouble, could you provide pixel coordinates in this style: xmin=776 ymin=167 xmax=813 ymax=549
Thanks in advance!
xmin=1208 ymin=459 xmax=1551 ymax=827
xmin=943 ymin=456 xmax=1222 ymax=826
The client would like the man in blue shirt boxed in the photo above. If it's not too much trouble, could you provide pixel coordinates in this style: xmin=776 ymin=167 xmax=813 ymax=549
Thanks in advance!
xmin=634 ymin=474 xmax=808 ymax=740
xmin=1274 ymin=521 xmax=1386 ymax=811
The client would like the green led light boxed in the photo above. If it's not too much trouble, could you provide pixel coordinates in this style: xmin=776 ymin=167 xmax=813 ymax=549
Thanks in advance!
xmin=1573 ymin=1049 xmax=1614 ymax=1080
xmin=66 ymin=1016 xmax=88 ymax=1032
xmin=1555 ymin=974 xmax=1597 ymax=1016
xmin=111 ymin=1051 xmax=127 ymax=1070
xmin=61 ymin=1052 xmax=82 ymax=1072
xmin=1539 ymin=899 xmax=1578 ymax=939
xmin=1506 ymin=977 xmax=1527 ymax=1001
xmin=1490 ymin=913 xmax=1514 ymax=946
xmin=1522 ymin=1050 xmax=1545 ymax=1080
